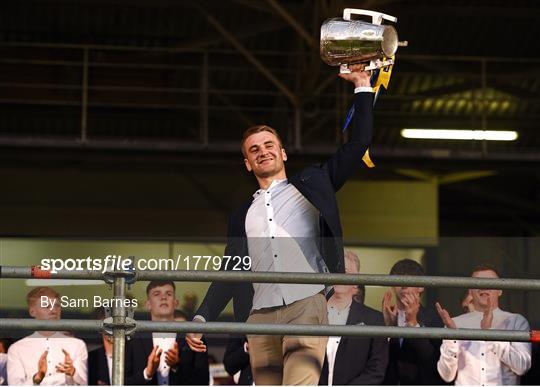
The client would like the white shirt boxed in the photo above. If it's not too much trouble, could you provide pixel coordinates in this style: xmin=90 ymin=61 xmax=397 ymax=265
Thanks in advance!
xmin=326 ymin=301 xmax=352 ymax=386
xmin=7 ymin=331 xmax=88 ymax=385
xmin=0 ymin=353 xmax=7 ymax=385
xmin=106 ymin=353 xmax=112 ymax=385
xmin=397 ymin=309 xmax=419 ymax=346
xmin=438 ymin=308 xmax=531 ymax=385
xmin=246 ymin=179 xmax=325 ymax=310
xmin=143 ymin=333 xmax=177 ymax=385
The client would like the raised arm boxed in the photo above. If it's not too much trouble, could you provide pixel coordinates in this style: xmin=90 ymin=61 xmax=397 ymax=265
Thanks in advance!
xmin=323 ymin=66 xmax=374 ymax=191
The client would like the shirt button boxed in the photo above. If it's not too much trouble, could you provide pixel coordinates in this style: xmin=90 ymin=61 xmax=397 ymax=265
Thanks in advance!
xmin=48 ymin=373 xmax=52 ymax=376
xmin=482 ymin=353 xmax=484 ymax=356
xmin=266 ymin=203 xmax=270 ymax=206
xmin=274 ymin=254 xmax=278 ymax=258
xmin=482 ymin=368 xmax=484 ymax=371
xmin=269 ymin=218 xmax=272 ymax=221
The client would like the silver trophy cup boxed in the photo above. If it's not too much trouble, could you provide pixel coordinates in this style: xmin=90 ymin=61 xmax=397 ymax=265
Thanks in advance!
xmin=320 ymin=8 xmax=405 ymax=73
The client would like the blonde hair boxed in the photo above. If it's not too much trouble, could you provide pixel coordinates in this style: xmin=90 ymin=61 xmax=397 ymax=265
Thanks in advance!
xmin=344 ymin=250 xmax=365 ymax=304
xmin=241 ymin=125 xmax=283 ymax=157
xmin=344 ymin=250 xmax=360 ymax=274
xmin=26 ymin=287 xmax=60 ymax=307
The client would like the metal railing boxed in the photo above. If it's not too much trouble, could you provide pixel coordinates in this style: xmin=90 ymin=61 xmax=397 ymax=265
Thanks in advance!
xmin=1 ymin=265 xmax=539 ymax=385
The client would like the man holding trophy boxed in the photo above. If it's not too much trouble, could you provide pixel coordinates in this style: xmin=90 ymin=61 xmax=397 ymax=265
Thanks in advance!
xmin=186 ymin=8 xmax=403 ymax=385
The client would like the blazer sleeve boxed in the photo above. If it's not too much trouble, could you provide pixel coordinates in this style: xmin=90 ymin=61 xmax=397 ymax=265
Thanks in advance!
xmin=223 ymin=337 xmax=250 ymax=377
xmin=322 ymin=91 xmax=374 ymax=192
xmin=172 ymin=338 xmax=209 ymax=385
xmin=124 ymin=339 xmax=152 ymax=385
xmin=194 ymin=215 xmax=243 ymax=322
xmin=404 ymin=308 xmax=447 ymax=384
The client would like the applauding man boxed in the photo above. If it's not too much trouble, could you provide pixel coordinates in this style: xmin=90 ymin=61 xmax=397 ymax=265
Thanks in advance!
xmin=382 ymin=259 xmax=445 ymax=385
xmin=7 ymin=287 xmax=88 ymax=385
xmin=436 ymin=264 xmax=531 ymax=385
xmin=125 ymin=281 xmax=209 ymax=385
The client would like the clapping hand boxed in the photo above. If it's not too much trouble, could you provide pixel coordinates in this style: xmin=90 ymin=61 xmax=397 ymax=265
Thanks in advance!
xmin=382 ymin=290 xmax=398 ymax=326
xmin=436 ymin=302 xmax=457 ymax=329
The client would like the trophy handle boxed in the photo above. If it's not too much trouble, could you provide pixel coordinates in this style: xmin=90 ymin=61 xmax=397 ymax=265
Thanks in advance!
xmin=343 ymin=8 xmax=397 ymax=25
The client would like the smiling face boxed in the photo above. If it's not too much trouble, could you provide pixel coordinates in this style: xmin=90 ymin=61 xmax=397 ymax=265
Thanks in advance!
xmin=146 ymin=284 xmax=178 ymax=320
xmin=243 ymin=131 xmax=287 ymax=179
xmin=470 ymin=269 xmax=501 ymax=312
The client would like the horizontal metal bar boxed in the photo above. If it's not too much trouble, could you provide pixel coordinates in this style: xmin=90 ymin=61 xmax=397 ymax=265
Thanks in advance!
xmin=4 ymin=82 xmax=537 ymax=103
xmin=2 ymin=266 xmax=540 ymax=291
xmin=0 ymin=318 xmax=102 ymax=332
xmin=0 ymin=318 xmax=531 ymax=342
xmin=2 ymin=41 xmax=540 ymax=63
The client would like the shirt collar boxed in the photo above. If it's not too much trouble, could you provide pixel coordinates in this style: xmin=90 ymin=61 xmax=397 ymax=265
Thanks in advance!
xmin=328 ymin=300 xmax=352 ymax=313
xmin=31 ymin=331 xmax=65 ymax=339
xmin=253 ymin=178 xmax=288 ymax=198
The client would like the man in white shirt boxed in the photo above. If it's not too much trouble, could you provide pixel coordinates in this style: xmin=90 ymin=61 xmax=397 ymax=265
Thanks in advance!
xmin=436 ymin=264 xmax=532 ymax=385
xmin=124 ymin=280 xmax=209 ymax=385
xmin=7 ymin=287 xmax=88 ymax=385
xmin=186 ymin=65 xmax=375 ymax=385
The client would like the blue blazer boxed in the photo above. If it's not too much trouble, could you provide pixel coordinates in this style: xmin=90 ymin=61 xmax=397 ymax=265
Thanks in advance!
xmin=196 ymin=92 xmax=374 ymax=323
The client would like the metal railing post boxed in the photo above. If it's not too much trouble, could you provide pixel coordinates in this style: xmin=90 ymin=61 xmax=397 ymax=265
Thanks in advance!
xmin=111 ymin=274 xmax=126 ymax=385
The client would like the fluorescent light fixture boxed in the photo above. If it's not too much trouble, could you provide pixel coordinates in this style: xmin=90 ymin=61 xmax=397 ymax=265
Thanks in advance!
xmin=401 ymin=129 xmax=518 ymax=141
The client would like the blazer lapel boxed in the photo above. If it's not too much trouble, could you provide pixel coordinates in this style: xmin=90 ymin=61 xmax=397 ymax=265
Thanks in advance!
xmin=140 ymin=332 xmax=154 ymax=359
xmin=335 ymin=302 xmax=361 ymax=363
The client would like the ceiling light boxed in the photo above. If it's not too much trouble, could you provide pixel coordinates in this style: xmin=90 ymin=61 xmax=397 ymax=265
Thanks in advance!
xmin=401 ymin=129 xmax=518 ymax=141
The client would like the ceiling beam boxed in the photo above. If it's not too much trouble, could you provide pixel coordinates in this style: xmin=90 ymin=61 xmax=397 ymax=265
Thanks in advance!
xmin=193 ymin=3 xmax=298 ymax=106
xmin=265 ymin=0 xmax=317 ymax=48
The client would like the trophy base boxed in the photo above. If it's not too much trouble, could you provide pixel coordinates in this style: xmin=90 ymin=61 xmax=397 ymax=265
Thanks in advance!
xmin=339 ymin=58 xmax=394 ymax=74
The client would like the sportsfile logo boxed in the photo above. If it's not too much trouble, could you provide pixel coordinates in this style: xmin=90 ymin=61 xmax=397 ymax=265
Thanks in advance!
xmin=39 ymin=254 xmax=251 ymax=273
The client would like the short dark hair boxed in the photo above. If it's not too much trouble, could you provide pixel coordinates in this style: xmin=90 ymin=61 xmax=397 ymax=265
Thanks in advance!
xmin=470 ymin=263 xmax=500 ymax=278
xmin=390 ymin=259 xmax=425 ymax=276
xmin=146 ymin=280 xmax=176 ymax=296
xmin=241 ymin=125 xmax=283 ymax=156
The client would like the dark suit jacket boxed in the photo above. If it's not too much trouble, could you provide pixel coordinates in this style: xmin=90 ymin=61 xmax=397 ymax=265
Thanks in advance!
xmin=383 ymin=306 xmax=446 ymax=385
xmin=223 ymin=336 xmax=253 ymax=385
xmin=88 ymin=346 xmax=110 ymax=385
xmin=195 ymin=92 xmax=374 ymax=322
xmin=319 ymin=301 xmax=388 ymax=385
xmin=124 ymin=332 xmax=209 ymax=385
